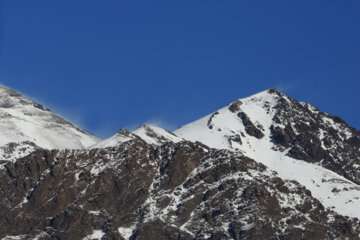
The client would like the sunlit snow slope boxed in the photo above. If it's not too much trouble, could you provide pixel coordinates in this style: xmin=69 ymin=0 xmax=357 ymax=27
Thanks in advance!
xmin=93 ymin=124 xmax=182 ymax=148
xmin=132 ymin=124 xmax=182 ymax=145
xmin=0 ymin=87 xmax=99 ymax=149
xmin=176 ymin=89 xmax=360 ymax=219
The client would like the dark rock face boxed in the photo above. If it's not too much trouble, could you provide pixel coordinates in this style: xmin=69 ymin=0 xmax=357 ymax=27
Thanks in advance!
xmin=227 ymin=100 xmax=265 ymax=139
xmin=237 ymin=112 xmax=264 ymax=139
xmin=0 ymin=140 xmax=156 ymax=239
xmin=0 ymin=139 xmax=359 ymax=239
xmin=267 ymin=90 xmax=360 ymax=184
xmin=228 ymin=101 xmax=243 ymax=113
xmin=207 ymin=112 xmax=220 ymax=130
xmin=226 ymin=134 xmax=242 ymax=148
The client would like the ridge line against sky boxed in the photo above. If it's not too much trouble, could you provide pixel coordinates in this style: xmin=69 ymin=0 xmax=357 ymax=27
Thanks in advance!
xmin=0 ymin=0 xmax=359 ymax=137
xmin=0 ymin=82 xmax=358 ymax=139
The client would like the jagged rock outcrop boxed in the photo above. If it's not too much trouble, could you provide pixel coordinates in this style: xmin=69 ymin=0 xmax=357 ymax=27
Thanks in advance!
xmin=176 ymin=89 xmax=360 ymax=220
xmin=268 ymin=90 xmax=360 ymax=185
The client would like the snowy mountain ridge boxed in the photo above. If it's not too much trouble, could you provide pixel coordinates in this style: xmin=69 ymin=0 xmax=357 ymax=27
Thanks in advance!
xmin=0 ymin=86 xmax=99 ymax=149
xmin=1 ymin=86 xmax=360 ymax=239
xmin=176 ymin=89 xmax=360 ymax=219
xmin=92 ymin=124 xmax=182 ymax=149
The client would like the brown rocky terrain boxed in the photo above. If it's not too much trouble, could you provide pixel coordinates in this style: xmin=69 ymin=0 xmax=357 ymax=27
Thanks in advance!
xmin=0 ymin=138 xmax=359 ymax=239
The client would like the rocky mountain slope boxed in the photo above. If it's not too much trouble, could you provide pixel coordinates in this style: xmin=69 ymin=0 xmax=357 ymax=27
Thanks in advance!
xmin=1 ymin=87 xmax=360 ymax=239
xmin=1 ymin=139 xmax=360 ymax=240
xmin=176 ymin=89 xmax=360 ymax=219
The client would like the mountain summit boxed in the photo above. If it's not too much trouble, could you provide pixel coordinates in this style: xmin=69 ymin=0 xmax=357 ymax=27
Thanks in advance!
xmin=0 ymin=86 xmax=98 ymax=149
xmin=92 ymin=124 xmax=182 ymax=148
xmin=1 ymin=87 xmax=360 ymax=239
xmin=176 ymin=89 xmax=360 ymax=218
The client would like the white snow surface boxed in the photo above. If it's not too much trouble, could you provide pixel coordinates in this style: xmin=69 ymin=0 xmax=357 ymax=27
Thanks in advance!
xmin=0 ymin=142 xmax=39 ymax=170
xmin=176 ymin=89 xmax=360 ymax=219
xmin=1 ymin=236 xmax=26 ymax=240
xmin=82 ymin=230 xmax=105 ymax=240
xmin=132 ymin=124 xmax=182 ymax=145
xmin=0 ymin=232 xmax=48 ymax=240
xmin=91 ymin=130 xmax=135 ymax=149
xmin=3 ymin=85 xmax=360 ymax=220
xmin=118 ymin=225 xmax=136 ymax=240
xmin=0 ymin=142 xmax=38 ymax=164
xmin=93 ymin=124 xmax=182 ymax=148
xmin=0 ymin=87 xmax=99 ymax=149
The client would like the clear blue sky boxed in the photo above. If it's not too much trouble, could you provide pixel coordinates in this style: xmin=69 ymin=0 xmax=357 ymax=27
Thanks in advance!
xmin=1 ymin=0 xmax=359 ymax=137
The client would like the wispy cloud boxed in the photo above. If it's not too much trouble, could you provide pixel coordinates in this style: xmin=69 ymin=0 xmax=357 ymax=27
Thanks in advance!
xmin=92 ymin=117 xmax=177 ymax=139
xmin=143 ymin=117 xmax=177 ymax=131
xmin=121 ymin=117 xmax=177 ymax=132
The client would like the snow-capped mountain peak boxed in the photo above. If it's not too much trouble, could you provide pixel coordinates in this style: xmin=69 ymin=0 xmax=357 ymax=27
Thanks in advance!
xmin=0 ymin=86 xmax=99 ymax=149
xmin=176 ymin=89 xmax=360 ymax=219
xmin=91 ymin=129 xmax=138 ymax=148
xmin=175 ymin=88 xmax=281 ymax=151
xmin=92 ymin=124 xmax=182 ymax=148
xmin=2 ymin=87 xmax=360 ymax=239
xmin=132 ymin=124 xmax=182 ymax=145
xmin=0 ymin=86 xmax=48 ymax=110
